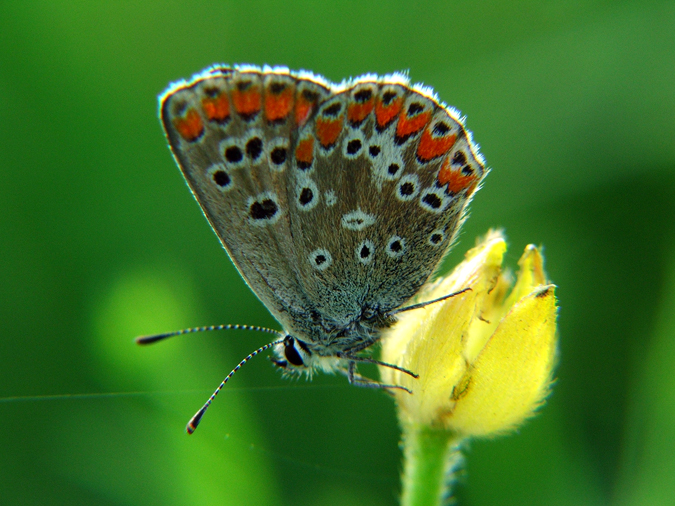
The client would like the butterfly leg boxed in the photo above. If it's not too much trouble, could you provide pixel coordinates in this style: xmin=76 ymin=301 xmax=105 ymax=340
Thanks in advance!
xmin=342 ymin=354 xmax=419 ymax=379
xmin=344 ymin=361 xmax=413 ymax=394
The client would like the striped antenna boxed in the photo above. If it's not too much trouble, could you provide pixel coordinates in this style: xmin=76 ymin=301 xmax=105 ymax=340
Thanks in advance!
xmin=136 ymin=324 xmax=284 ymax=345
xmin=186 ymin=338 xmax=285 ymax=434
xmin=136 ymin=324 xmax=287 ymax=434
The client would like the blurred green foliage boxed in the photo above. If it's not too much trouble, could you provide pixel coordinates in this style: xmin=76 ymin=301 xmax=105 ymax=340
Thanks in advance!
xmin=1 ymin=1 xmax=674 ymax=505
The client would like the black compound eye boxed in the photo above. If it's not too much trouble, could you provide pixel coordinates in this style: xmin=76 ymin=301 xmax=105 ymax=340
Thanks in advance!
xmin=284 ymin=339 xmax=305 ymax=366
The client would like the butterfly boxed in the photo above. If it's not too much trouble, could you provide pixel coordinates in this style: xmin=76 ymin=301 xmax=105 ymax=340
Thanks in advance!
xmin=140 ymin=65 xmax=487 ymax=432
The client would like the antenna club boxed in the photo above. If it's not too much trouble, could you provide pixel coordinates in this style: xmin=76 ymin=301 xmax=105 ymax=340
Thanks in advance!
xmin=186 ymin=408 xmax=205 ymax=434
xmin=136 ymin=334 xmax=168 ymax=345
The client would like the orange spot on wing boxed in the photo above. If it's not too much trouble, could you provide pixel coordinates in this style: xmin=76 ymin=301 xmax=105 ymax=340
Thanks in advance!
xmin=295 ymin=95 xmax=317 ymax=127
xmin=417 ymin=128 xmax=457 ymax=162
xmin=348 ymin=100 xmax=374 ymax=125
xmin=173 ymin=108 xmax=204 ymax=142
xmin=375 ymin=96 xmax=402 ymax=129
xmin=438 ymin=158 xmax=478 ymax=194
xmin=231 ymin=87 xmax=262 ymax=117
xmin=265 ymin=86 xmax=294 ymax=122
xmin=295 ymin=137 xmax=314 ymax=166
xmin=396 ymin=109 xmax=432 ymax=140
xmin=201 ymin=92 xmax=230 ymax=123
xmin=316 ymin=117 xmax=344 ymax=148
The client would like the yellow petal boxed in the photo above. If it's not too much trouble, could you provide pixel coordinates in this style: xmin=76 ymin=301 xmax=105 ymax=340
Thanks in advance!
xmin=383 ymin=287 xmax=476 ymax=426
xmin=381 ymin=231 xmax=508 ymax=426
xmin=503 ymin=244 xmax=547 ymax=311
xmin=446 ymin=284 xmax=558 ymax=436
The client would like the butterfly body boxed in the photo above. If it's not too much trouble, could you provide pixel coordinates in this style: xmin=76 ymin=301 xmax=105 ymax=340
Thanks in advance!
xmin=159 ymin=65 xmax=486 ymax=377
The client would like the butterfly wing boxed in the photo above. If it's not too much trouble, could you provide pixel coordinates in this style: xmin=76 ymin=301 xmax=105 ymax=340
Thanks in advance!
xmin=160 ymin=66 xmax=487 ymax=343
xmin=160 ymin=67 xmax=331 ymax=335
xmin=281 ymin=78 xmax=487 ymax=330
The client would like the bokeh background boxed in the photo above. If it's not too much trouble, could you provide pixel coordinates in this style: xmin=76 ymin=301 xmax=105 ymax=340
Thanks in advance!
xmin=2 ymin=1 xmax=674 ymax=505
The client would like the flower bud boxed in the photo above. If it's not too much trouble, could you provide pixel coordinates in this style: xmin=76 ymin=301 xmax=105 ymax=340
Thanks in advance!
xmin=381 ymin=231 xmax=558 ymax=436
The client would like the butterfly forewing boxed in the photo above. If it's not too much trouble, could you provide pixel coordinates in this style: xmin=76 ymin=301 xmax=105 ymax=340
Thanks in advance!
xmin=160 ymin=68 xmax=321 ymax=334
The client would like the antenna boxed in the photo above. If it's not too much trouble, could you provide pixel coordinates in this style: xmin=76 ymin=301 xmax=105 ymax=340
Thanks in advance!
xmin=136 ymin=324 xmax=286 ymax=434
xmin=136 ymin=323 xmax=284 ymax=345
xmin=184 ymin=338 xmax=285 ymax=434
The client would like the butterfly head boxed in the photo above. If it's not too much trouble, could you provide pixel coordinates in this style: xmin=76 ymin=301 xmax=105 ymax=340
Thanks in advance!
xmin=271 ymin=335 xmax=345 ymax=376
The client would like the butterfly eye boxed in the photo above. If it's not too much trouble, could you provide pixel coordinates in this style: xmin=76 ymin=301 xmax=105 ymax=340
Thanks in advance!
xmin=284 ymin=338 xmax=305 ymax=367
xmin=280 ymin=337 xmax=313 ymax=368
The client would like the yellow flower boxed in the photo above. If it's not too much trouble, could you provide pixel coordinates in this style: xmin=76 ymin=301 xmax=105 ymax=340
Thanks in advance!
xmin=380 ymin=230 xmax=558 ymax=437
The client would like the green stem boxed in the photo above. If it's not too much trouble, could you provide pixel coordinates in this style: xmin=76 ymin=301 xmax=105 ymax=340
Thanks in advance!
xmin=400 ymin=424 xmax=464 ymax=506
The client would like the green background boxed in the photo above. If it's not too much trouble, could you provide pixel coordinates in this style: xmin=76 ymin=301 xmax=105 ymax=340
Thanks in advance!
xmin=2 ymin=1 xmax=674 ymax=505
